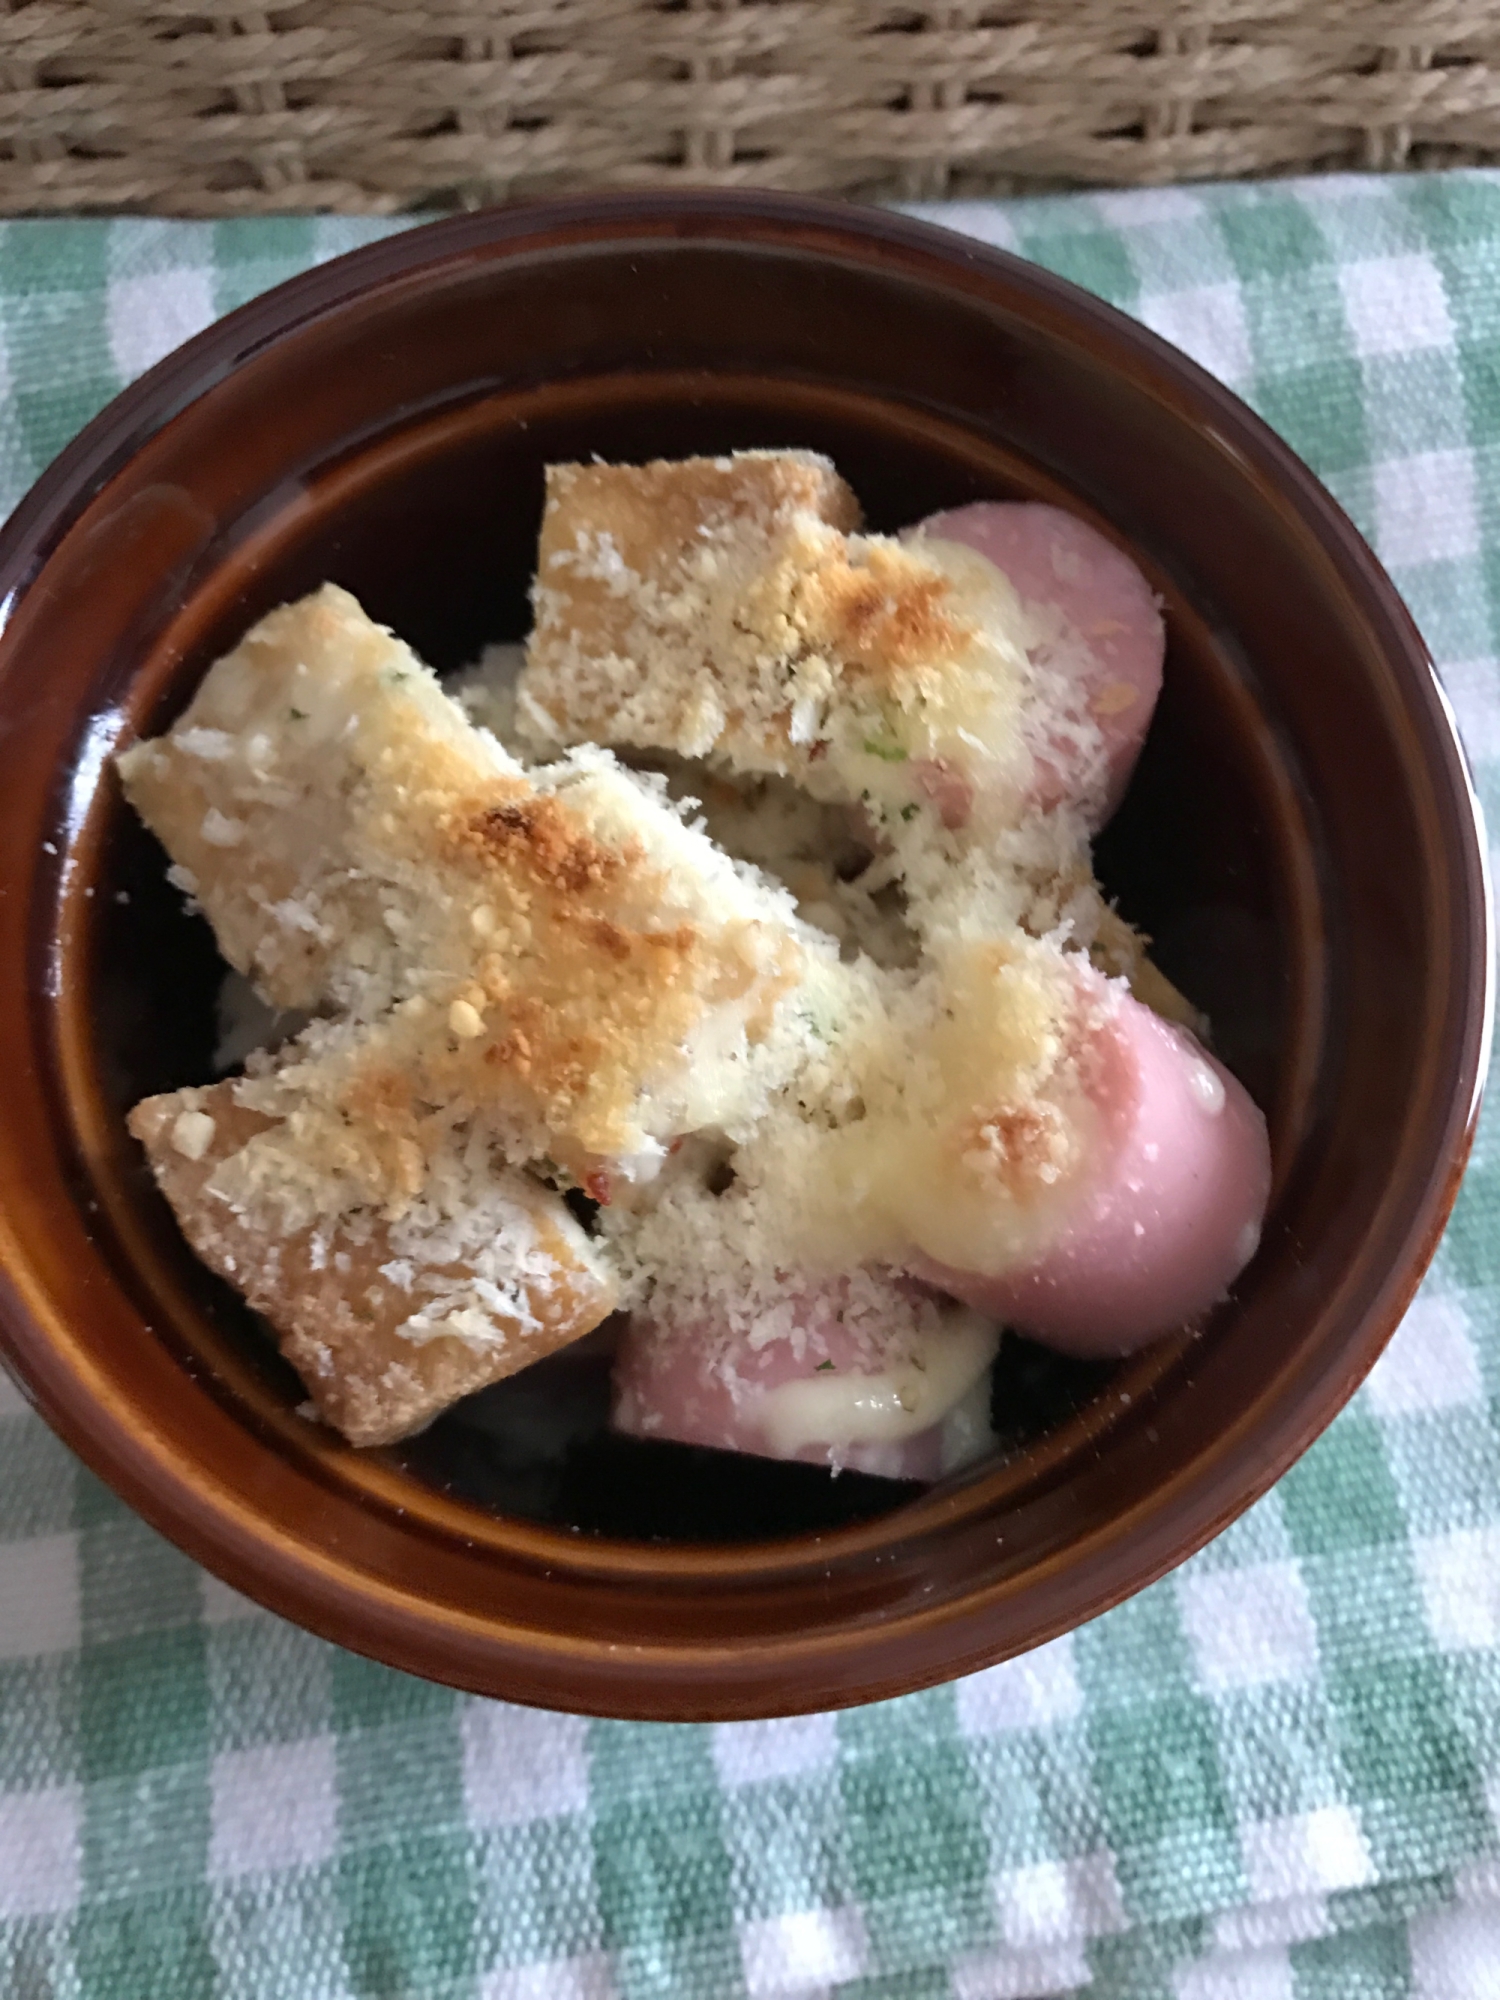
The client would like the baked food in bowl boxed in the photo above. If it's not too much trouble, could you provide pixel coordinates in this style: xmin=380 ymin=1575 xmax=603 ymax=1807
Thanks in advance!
xmin=0 ymin=193 xmax=1487 ymax=1718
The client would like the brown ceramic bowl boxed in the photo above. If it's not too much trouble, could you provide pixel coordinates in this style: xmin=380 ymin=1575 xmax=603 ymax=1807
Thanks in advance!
xmin=0 ymin=194 xmax=1489 ymax=1720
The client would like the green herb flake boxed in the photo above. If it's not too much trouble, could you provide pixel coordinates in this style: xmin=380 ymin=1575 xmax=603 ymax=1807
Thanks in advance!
xmin=900 ymin=802 xmax=920 ymax=821
xmin=863 ymin=737 xmax=909 ymax=763
xmin=816 ymin=1360 xmax=836 ymax=1372
xmin=288 ymin=706 xmax=308 ymax=721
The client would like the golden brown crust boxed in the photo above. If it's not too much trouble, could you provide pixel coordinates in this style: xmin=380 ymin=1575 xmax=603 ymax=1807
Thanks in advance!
xmin=130 ymin=1082 xmax=618 ymax=1446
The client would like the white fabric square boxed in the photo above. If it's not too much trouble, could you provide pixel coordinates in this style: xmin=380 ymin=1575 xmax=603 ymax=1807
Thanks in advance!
xmin=482 ymin=1954 xmax=617 ymax=2000
xmin=1174 ymin=1948 xmax=1295 ymax=2000
xmin=1415 ymin=1525 xmax=1500 ymax=1651
xmin=0 ymin=1365 xmax=25 ymax=1417
xmin=906 ymin=201 xmax=1021 ymax=251
xmin=0 ymin=1785 xmax=81 ymax=1917
xmin=994 ymin=1851 xmax=1126 ymax=1948
xmin=1374 ymin=448 xmax=1479 ymax=567
xmin=713 ymin=1711 xmax=838 ymax=1788
xmin=1212 ymin=1896 xmax=1331 ymax=1954
xmin=200 ymin=1571 xmax=269 ymax=1625
xmin=950 ymin=1941 xmax=1091 ymax=1998
xmin=1409 ymin=1905 xmax=1500 ymax=2000
xmin=1338 ymin=254 xmax=1454 ymax=357
xmin=1178 ymin=1560 xmax=1320 ymax=1690
xmin=956 ymin=1634 xmax=1083 ymax=1734
xmin=461 ymin=1700 xmax=591 ymax=1827
xmin=0 ymin=1533 xmax=80 ymax=1661
xmin=1240 ymin=1805 xmax=1374 ymax=1902
xmin=1442 ymin=658 xmax=1500 ymax=767
xmin=1139 ymin=282 xmax=1254 ymax=387
xmin=738 ymin=1906 xmax=868 ymax=1993
xmin=1094 ymin=186 xmax=1204 ymax=225
xmin=107 ymin=267 xmax=217 ymax=385
xmin=1365 ymin=1289 xmax=1484 ymax=1416
xmin=208 ymin=1734 xmax=338 ymax=1879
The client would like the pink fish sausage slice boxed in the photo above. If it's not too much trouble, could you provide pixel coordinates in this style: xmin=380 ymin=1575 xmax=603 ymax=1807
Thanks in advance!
xmin=612 ymin=1279 xmax=998 ymax=1482
xmin=917 ymin=995 xmax=1271 ymax=1356
xmin=918 ymin=501 xmax=1165 ymax=826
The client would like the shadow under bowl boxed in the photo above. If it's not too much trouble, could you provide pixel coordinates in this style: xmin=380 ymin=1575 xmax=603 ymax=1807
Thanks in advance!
xmin=0 ymin=193 xmax=1487 ymax=1718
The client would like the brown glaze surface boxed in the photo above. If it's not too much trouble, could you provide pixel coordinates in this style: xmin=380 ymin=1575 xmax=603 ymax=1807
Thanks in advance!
xmin=0 ymin=193 xmax=1488 ymax=1719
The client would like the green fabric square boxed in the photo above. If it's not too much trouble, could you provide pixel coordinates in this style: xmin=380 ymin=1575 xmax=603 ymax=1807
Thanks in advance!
xmin=1210 ymin=1682 xmax=1352 ymax=1822
xmin=1087 ymin=1693 xmax=1236 ymax=1851
xmin=1361 ymin=349 xmax=1471 ymax=457
xmin=207 ymin=1619 xmax=334 ymax=1755
xmin=1074 ymin=1589 xmax=1194 ymax=1709
xmin=0 ymin=220 xmax=111 ymax=297
xmin=208 ymin=1868 xmax=352 ymax=2000
xmin=210 ymin=219 xmax=320 ymax=318
xmin=336 ymin=1715 xmax=465 ymax=1847
xmin=71 ymin=1467 xmax=131 ymax=1531
xmin=1110 ymin=212 xmax=1235 ymax=298
xmin=0 ymin=1418 xmax=77 ymax=1538
xmin=0 ymin=1656 xmax=79 ymax=1787
xmin=1251 ymin=357 xmax=1371 ymax=479
xmin=1112 ymin=1824 xmax=1244 ymax=1925
xmin=1299 ymin=1545 xmax=1431 ymax=1666
xmin=1292 ymin=1917 xmax=1412 ymax=1999
xmin=840 ymin=1739 xmax=994 ymax=1966
xmin=472 ymin=1817 xmax=603 ymax=1973
xmin=329 ymin=1650 xmax=455 ymax=1730
xmin=1399 ymin=173 xmax=1500 ymax=257
xmin=615 ymin=1930 xmax=744 ymax=2000
xmin=1381 ymin=1407 xmax=1500 ymax=1536
xmin=1218 ymin=191 xmax=1332 ymax=282
xmin=1017 ymin=225 xmax=1139 ymax=312
xmin=1327 ymin=1653 xmax=1484 ymax=1813
xmin=720 ymin=1771 xmax=855 ymax=1922
xmin=1280 ymin=1412 xmax=1408 ymax=1555
xmin=338 ymin=1833 xmax=480 ymax=1998
xmin=80 ymin=1519 xmax=203 ymax=1646
xmin=1395 ymin=558 xmax=1492 ymax=669
xmin=1430 ymin=1651 xmax=1500 ymax=1779
xmin=79 ymin=1628 xmax=208 ymax=1781
xmin=834 ymin=1972 xmax=953 ymax=2000
xmin=73 ymin=1883 xmax=217 ymax=2000
xmin=965 ymin=1722 xmax=1105 ymax=1871
xmin=0 ymin=1916 xmax=75 ymax=2000
xmin=590 ymin=1791 xmax=735 ymax=1953
xmin=1357 ymin=1784 xmax=1493 ymax=1882
xmin=1454 ymin=334 xmax=1500 ymax=444
xmin=1310 ymin=188 xmax=1428 ymax=263
xmin=83 ymin=1765 xmax=210 ymax=1900
xmin=587 ymin=1720 xmax=711 ymax=1806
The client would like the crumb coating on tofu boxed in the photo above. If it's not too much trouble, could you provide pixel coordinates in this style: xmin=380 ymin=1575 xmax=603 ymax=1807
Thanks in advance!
xmin=519 ymin=451 xmax=1048 ymax=825
xmin=128 ymin=1083 xmax=617 ymax=1446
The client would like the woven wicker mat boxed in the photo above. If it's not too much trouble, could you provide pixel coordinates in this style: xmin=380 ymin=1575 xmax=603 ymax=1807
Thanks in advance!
xmin=4 ymin=1 xmax=1500 ymax=217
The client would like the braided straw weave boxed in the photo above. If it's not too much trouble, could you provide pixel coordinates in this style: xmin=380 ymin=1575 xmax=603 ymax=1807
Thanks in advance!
xmin=2 ymin=2 xmax=1500 ymax=216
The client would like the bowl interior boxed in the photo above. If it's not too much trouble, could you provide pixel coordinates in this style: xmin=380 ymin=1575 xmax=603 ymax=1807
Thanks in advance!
xmin=84 ymin=369 xmax=1302 ymax=1543
xmin=0 ymin=200 xmax=1479 ymax=1714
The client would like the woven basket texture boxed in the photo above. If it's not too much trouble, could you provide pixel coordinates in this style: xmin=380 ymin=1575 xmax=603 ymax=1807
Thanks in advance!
xmin=3 ymin=2 xmax=1500 ymax=217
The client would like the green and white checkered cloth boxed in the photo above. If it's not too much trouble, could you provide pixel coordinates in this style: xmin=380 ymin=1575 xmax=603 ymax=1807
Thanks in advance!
xmin=1 ymin=177 xmax=1498 ymax=2000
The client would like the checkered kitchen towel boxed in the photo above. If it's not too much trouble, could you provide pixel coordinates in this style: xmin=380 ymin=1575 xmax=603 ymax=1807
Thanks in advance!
xmin=2 ymin=178 xmax=1499 ymax=2000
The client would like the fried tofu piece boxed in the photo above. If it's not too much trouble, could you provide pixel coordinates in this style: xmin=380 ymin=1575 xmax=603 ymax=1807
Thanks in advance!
xmin=130 ymin=1081 xmax=618 ymax=1446
xmin=118 ymin=589 xmax=824 ymax=1176
xmin=118 ymin=584 xmax=520 ymax=1013
xmin=517 ymin=450 xmax=1038 ymax=828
